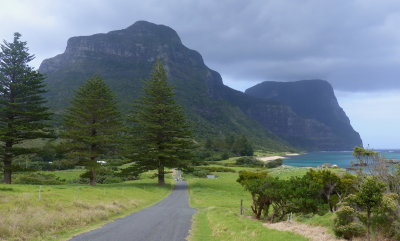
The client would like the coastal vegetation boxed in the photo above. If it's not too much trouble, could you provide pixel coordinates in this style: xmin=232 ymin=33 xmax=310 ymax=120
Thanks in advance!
xmin=235 ymin=147 xmax=400 ymax=241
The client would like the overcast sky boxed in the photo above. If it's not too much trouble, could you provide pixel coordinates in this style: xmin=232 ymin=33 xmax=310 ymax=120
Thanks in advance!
xmin=1 ymin=0 xmax=400 ymax=149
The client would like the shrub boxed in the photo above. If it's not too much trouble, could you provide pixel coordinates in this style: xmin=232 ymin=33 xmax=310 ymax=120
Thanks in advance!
xmin=265 ymin=159 xmax=283 ymax=168
xmin=191 ymin=168 xmax=209 ymax=178
xmin=334 ymin=222 xmax=365 ymax=240
xmin=238 ymin=170 xmax=327 ymax=221
xmin=220 ymin=152 xmax=230 ymax=160
xmin=334 ymin=206 xmax=365 ymax=239
xmin=237 ymin=170 xmax=269 ymax=184
xmin=334 ymin=206 xmax=356 ymax=226
xmin=237 ymin=170 xmax=272 ymax=219
xmin=78 ymin=167 xmax=125 ymax=184
xmin=14 ymin=173 xmax=66 ymax=185
xmin=372 ymin=193 xmax=400 ymax=239
xmin=235 ymin=157 xmax=264 ymax=167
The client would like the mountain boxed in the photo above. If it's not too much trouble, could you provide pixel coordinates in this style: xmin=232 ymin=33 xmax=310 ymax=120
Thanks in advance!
xmin=39 ymin=20 xmax=362 ymax=151
xmin=245 ymin=80 xmax=362 ymax=150
xmin=39 ymin=21 xmax=291 ymax=151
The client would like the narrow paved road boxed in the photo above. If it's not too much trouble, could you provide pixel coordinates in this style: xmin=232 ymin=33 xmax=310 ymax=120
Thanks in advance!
xmin=69 ymin=181 xmax=195 ymax=241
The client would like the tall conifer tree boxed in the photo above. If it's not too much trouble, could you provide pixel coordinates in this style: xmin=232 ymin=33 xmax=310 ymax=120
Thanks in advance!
xmin=0 ymin=33 xmax=52 ymax=184
xmin=126 ymin=60 xmax=194 ymax=185
xmin=63 ymin=76 xmax=121 ymax=185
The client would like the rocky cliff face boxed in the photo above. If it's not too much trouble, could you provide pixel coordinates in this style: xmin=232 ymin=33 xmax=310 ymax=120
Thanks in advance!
xmin=245 ymin=80 xmax=362 ymax=150
xmin=39 ymin=21 xmax=362 ymax=151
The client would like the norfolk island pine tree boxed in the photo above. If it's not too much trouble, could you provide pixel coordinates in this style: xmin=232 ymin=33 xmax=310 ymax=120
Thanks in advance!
xmin=125 ymin=60 xmax=194 ymax=185
xmin=0 ymin=33 xmax=52 ymax=184
xmin=63 ymin=75 xmax=122 ymax=185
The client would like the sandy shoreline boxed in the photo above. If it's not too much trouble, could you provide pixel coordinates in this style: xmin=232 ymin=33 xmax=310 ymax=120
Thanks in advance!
xmin=256 ymin=153 xmax=301 ymax=162
xmin=285 ymin=153 xmax=301 ymax=156
xmin=257 ymin=156 xmax=285 ymax=162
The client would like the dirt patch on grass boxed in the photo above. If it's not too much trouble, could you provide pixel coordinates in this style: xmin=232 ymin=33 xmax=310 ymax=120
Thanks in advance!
xmin=263 ymin=221 xmax=345 ymax=241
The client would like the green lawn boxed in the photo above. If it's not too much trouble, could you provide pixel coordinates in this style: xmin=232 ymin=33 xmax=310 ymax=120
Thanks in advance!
xmin=187 ymin=164 xmax=345 ymax=240
xmin=0 ymin=172 xmax=172 ymax=241
xmin=40 ymin=169 xmax=85 ymax=181
xmin=187 ymin=170 xmax=308 ymax=241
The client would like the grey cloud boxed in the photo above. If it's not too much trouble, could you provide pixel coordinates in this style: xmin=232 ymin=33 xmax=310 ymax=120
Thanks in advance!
xmin=2 ymin=0 xmax=400 ymax=91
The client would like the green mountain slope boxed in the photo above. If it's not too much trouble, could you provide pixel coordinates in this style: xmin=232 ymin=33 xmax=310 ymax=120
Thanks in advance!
xmin=39 ymin=21 xmax=362 ymax=151
xmin=39 ymin=21 xmax=291 ymax=151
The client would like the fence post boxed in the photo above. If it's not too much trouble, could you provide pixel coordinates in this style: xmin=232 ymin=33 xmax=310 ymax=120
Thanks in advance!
xmin=240 ymin=199 xmax=243 ymax=215
xmin=38 ymin=185 xmax=42 ymax=201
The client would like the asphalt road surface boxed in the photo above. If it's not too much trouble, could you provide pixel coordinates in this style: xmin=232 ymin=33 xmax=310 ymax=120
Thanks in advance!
xmin=69 ymin=181 xmax=196 ymax=241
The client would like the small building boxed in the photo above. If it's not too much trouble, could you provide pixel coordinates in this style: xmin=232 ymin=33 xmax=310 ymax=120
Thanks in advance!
xmin=207 ymin=175 xmax=216 ymax=179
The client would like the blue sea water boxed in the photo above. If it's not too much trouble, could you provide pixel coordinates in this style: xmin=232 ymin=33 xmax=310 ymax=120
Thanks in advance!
xmin=283 ymin=150 xmax=400 ymax=169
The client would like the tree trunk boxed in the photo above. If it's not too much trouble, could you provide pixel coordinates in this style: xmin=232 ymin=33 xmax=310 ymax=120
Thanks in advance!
xmin=3 ymin=142 xmax=13 ymax=184
xmin=158 ymin=166 xmax=165 ymax=185
xmin=327 ymin=193 xmax=333 ymax=212
xmin=256 ymin=204 xmax=263 ymax=219
xmin=90 ymin=167 xmax=97 ymax=186
xmin=3 ymin=160 xmax=12 ymax=184
xmin=367 ymin=209 xmax=371 ymax=241
xmin=90 ymin=122 xmax=97 ymax=186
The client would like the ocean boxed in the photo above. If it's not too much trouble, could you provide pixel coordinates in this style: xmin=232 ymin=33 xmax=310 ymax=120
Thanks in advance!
xmin=283 ymin=150 xmax=400 ymax=169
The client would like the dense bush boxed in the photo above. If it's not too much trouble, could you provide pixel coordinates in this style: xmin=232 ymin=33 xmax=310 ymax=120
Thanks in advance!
xmin=237 ymin=170 xmax=271 ymax=219
xmin=79 ymin=167 xmax=125 ymax=184
xmin=265 ymin=159 xmax=283 ymax=168
xmin=334 ymin=206 xmax=365 ymax=239
xmin=191 ymin=168 xmax=209 ymax=178
xmin=184 ymin=166 xmax=233 ymax=177
xmin=220 ymin=152 xmax=230 ymax=160
xmin=334 ymin=222 xmax=366 ymax=240
xmin=235 ymin=157 xmax=264 ymax=167
xmin=14 ymin=173 xmax=66 ymax=185
xmin=237 ymin=170 xmax=326 ymax=221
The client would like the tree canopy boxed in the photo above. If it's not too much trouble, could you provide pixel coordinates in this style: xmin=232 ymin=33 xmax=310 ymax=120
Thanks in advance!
xmin=63 ymin=75 xmax=122 ymax=185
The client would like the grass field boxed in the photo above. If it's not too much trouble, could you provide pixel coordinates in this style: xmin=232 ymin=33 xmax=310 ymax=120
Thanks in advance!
xmin=187 ymin=162 xmax=346 ymax=241
xmin=187 ymin=169 xmax=309 ymax=241
xmin=0 ymin=172 xmax=172 ymax=241
xmin=40 ymin=169 xmax=85 ymax=181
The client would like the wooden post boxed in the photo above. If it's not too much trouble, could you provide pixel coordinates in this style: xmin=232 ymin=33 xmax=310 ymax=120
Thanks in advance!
xmin=76 ymin=187 xmax=80 ymax=200
xmin=38 ymin=185 xmax=42 ymax=201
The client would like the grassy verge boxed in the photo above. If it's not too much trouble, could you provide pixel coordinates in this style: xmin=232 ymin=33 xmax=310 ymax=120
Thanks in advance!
xmin=187 ymin=170 xmax=308 ymax=241
xmin=295 ymin=212 xmax=336 ymax=234
xmin=0 ymin=172 xmax=172 ymax=241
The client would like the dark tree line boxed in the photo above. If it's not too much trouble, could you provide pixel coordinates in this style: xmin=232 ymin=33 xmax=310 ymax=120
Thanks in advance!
xmin=205 ymin=134 xmax=253 ymax=156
